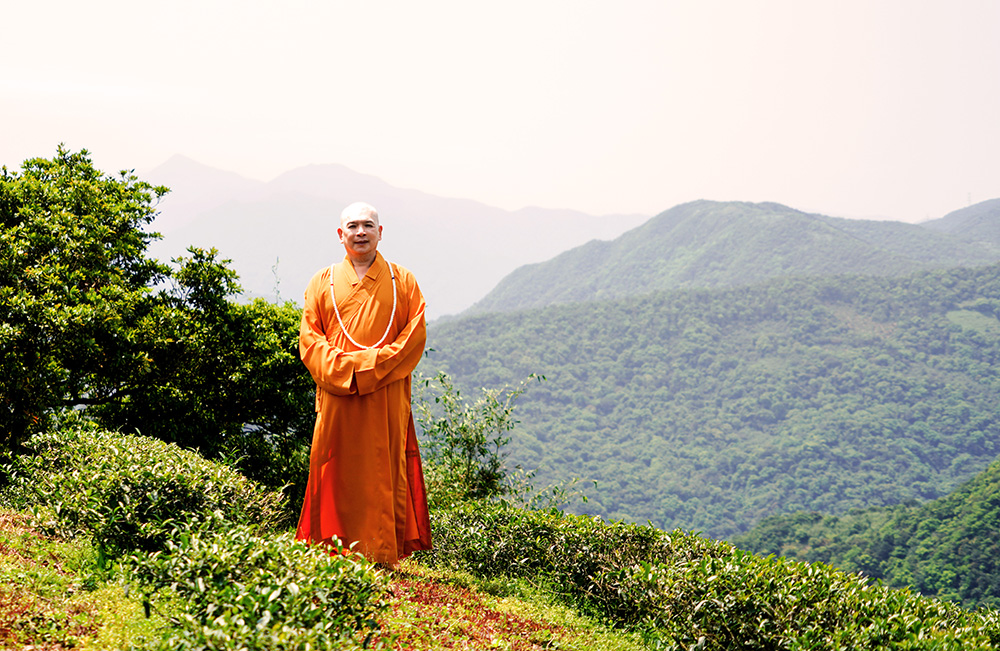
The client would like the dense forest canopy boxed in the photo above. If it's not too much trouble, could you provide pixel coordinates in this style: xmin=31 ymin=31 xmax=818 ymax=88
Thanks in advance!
xmin=422 ymin=265 xmax=1000 ymax=538
xmin=734 ymin=454 xmax=1000 ymax=608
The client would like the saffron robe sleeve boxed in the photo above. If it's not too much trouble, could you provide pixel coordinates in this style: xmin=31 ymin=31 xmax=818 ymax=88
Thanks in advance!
xmin=295 ymin=252 xmax=432 ymax=564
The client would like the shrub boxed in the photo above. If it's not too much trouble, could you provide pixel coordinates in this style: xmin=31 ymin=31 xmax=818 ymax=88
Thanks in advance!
xmin=420 ymin=502 xmax=1000 ymax=650
xmin=1 ymin=422 xmax=288 ymax=560
xmin=414 ymin=372 xmax=541 ymax=507
xmin=129 ymin=524 xmax=388 ymax=650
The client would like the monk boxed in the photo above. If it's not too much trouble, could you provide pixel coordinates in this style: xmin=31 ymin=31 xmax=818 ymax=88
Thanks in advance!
xmin=295 ymin=201 xmax=432 ymax=565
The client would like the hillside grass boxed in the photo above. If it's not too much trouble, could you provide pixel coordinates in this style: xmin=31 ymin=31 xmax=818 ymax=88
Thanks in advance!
xmin=0 ymin=510 xmax=166 ymax=649
xmin=3 ymin=425 xmax=1000 ymax=649
xmin=6 ymin=503 xmax=1000 ymax=650
xmin=0 ymin=509 xmax=644 ymax=650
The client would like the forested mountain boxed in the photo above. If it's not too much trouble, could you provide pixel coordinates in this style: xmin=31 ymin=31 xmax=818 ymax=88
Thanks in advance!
xmin=419 ymin=263 xmax=1000 ymax=539
xmin=466 ymin=199 xmax=1000 ymax=315
xmin=921 ymin=197 xmax=1000 ymax=245
xmin=733 ymin=454 xmax=1000 ymax=608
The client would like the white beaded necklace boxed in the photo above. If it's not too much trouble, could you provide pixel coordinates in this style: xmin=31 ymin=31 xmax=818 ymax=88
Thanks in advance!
xmin=329 ymin=259 xmax=397 ymax=350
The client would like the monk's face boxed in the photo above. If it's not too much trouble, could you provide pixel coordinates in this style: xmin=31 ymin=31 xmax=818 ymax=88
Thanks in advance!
xmin=338 ymin=210 xmax=382 ymax=260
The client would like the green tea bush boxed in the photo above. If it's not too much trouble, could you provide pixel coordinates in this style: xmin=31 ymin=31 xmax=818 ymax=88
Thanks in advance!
xmin=2 ymin=423 xmax=287 ymax=559
xmin=421 ymin=502 xmax=1000 ymax=650
xmin=129 ymin=525 xmax=388 ymax=650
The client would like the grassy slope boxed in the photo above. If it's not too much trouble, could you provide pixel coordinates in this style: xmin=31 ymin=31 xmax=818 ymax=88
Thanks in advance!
xmin=5 ymin=427 xmax=1000 ymax=649
xmin=0 ymin=509 xmax=164 ymax=649
xmin=0 ymin=508 xmax=643 ymax=650
xmin=7 ymin=505 xmax=1000 ymax=650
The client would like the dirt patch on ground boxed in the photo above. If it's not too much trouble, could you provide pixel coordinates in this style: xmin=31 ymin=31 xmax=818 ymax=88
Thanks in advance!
xmin=387 ymin=574 xmax=569 ymax=649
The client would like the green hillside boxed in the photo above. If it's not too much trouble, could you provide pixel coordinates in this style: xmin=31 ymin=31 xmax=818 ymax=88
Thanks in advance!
xmin=7 ymin=425 xmax=1000 ymax=649
xmin=921 ymin=198 xmax=1000 ymax=246
xmin=467 ymin=200 xmax=1000 ymax=315
xmin=421 ymin=264 xmax=1000 ymax=539
xmin=734 ymin=454 xmax=1000 ymax=608
xmin=6 ymin=149 xmax=1000 ymax=645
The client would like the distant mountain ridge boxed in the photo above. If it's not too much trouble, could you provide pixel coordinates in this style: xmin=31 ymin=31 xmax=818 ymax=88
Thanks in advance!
xmin=920 ymin=197 xmax=1000 ymax=244
xmin=143 ymin=156 xmax=1000 ymax=319
xmin=143 ymin=156 xmax=648 ymax=318
xmin=466 ymin=199 xmax=1000 ymax=315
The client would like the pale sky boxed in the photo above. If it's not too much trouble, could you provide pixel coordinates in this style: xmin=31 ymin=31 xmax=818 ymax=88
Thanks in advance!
xmin=3 ymin=0 xmax=999 ymax=222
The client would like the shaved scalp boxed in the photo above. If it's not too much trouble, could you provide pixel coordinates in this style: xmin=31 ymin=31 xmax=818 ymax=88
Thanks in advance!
xmin=341 ymin=202 xmax=380 ymax=227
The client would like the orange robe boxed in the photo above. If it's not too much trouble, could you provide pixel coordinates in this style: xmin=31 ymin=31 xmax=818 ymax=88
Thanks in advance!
xmin=295 ymin=252 xmax=432 ymax=564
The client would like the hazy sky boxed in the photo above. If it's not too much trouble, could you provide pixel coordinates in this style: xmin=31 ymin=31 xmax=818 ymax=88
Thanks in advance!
xmin=3 ymin=1 xmax=999 ymax=222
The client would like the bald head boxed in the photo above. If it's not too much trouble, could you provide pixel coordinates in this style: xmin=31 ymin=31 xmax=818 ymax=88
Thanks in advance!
xmin=340 ymin=202 xmax=380 ymax=229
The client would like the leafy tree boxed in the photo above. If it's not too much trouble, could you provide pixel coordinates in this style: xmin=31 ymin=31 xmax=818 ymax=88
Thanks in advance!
xmin=735 ymin=456 xmax=1000 ymax=608
xmin=1 ymin=147 xmax=313 ymax=499
xmin=0 ymin=146 xmax=167 ymax=450
xmin=88 ymin=247 xmax=314 ymax=490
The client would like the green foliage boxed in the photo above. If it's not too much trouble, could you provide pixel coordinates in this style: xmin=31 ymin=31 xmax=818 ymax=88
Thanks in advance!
xmin=0 ymin=146 xmax=168 ymax=450
xmin=735 ymin=455 xmax=1000 ymax=609
xmin=923 ymin=198 xmax=1000 ymax=243
xmin=2 ymin=421 xmax=389 ymax=650
xmin=129 ymin=525 xmax=388 ymax=651
xmin=90 ymin=248 xmax=315 ymax=495
xmin=422 ymin=264 xmax=1000 ymax=539
xmin=0 ymin=147 xmax=315 ymax=507
xmin=420 ymin=502 xmax=1000 ymax=650
xmin=0 ymin=508 xmax=166 ymax=649
xmin=414 ymin=371 xmax=540 ymax=506
xmin=2 ymin=422 xmax=287 ymax=560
